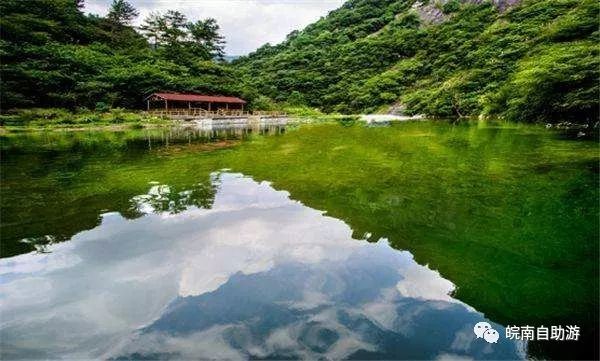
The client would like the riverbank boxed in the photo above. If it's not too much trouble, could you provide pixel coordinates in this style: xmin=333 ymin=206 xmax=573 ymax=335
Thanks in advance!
xmin=0 ymin=108 xmax=176 ymax=129
xmin=2 ymin=108 xmax=597 ymax=141
xmin=0 ymin=107 xmax=336 ymax=132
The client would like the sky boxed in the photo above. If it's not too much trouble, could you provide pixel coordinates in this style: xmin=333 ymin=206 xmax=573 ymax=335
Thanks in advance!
xmin=84 ymin=0 xmax=345 ymax=55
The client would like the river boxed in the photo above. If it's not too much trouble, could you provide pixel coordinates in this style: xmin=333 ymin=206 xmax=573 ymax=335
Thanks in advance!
xmin=0 ymin=120 xmax=597 ymax=359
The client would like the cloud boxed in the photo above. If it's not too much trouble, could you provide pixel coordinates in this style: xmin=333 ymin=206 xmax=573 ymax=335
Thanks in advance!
xmin=83 ymin=0 xmax=345 ymax=55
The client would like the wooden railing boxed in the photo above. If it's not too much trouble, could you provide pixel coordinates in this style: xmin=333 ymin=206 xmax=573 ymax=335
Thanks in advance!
xmin=146 ymin=109 xmax=287 ymax=118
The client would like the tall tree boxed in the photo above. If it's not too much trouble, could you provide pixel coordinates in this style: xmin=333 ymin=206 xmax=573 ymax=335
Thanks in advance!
xmin=139 ymin=12 xmax=164 ymax=48
xmin=107 ymin=0 xmax=139 ymax=25
xmin=187 ymin=18 xmax=225 ymax=60
xmin=140 ymin=10 xmax=227 ymax=63
xmin=140 ymin=10 xmax=188 ymax=50
xmin=161 ymin=10 xmax=188 ymax=49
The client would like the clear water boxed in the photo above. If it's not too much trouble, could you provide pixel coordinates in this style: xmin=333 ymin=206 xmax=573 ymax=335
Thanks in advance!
xmin=0 ymin=121 xmax=597 ymax=359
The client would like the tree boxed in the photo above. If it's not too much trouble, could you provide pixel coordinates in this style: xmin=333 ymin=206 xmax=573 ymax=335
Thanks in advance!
xmin=0 ymin=1 xmax=234 ymax=110
xmin=287 ymin=91 xmax=306 ymax=106
xmin=107 ymin=0 xmax=139 ymax=25
xmin=139 ymin=12 xmax=164 ymax=48
xmin=140 ymin=11 xmax=226 ymax=62
xmin=140 ymin=10 xmax=188 ymax=58
xmin=187 ymin=18 xmax=225 ymax=60
xmin=161 ymin=10 xmax=188 ymax=48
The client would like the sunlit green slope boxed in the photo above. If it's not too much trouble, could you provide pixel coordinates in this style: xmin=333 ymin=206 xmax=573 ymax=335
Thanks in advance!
xmin=235 ymin=0 xmax=599 ymax=122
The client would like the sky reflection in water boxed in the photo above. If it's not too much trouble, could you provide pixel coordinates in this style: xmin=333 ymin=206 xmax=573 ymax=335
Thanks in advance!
xmin=0 ymin=173 xmax=524 ymax=360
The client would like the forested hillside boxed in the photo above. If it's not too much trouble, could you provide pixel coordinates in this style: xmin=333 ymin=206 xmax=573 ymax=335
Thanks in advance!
xmin=235 ymin=0 xmax=599 ymax=122
xmin=1 ymin=0 xmax=598 ymax=122
xmin=0 ymin=0 xmax=245 ymax=110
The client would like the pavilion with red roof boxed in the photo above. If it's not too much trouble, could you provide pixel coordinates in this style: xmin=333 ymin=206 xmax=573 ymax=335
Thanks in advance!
xmin=145 ymin=92 xmax=247 ymax=112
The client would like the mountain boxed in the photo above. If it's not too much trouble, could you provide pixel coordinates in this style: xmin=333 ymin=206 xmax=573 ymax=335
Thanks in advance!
xmin=235 ymin=0 xmax=599 ymax=122
xmin=223 ymin=55 xmax=240 ymax=62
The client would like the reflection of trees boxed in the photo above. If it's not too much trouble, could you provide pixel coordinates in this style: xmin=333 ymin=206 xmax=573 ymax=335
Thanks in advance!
xmin=18 ymin=235 xmax=63 ymax=254
xmin=130 ymin=178 xmax=218 ymax=215
xmin=224 ymin=122 xmax=598 ymax=360
xmin=2 ymin=128 xmax=230 ymax=258
xmin=149 ymin=124 xmax=286 ymax=148
xmin=8 ymin=179 xmax=218 ymax=257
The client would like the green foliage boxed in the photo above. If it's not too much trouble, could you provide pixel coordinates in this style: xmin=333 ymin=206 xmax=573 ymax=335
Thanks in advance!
xmin=250 ymin=95 xmax=277 ymax=111
xmin=485 ymin=40 xmax=599 ymax=122
xmin=236 ymin=0 xmax=599 ymax=122
xmin=0 ymin=108 xmax=165 ymax=127
xmin=442 ymin=0 xmax=461 ymax=14
xmin=282 ymin=105 xmax=325 ymax=117
xmin=2 ymin=0 xmax=597 ymax=123
xmin=187 ymin=18 xmax=226 ymax=60
xmin=138 ymin=11 xmax=225 ymax=62
xmin=286 ymin=91 xmax=306 ymax=106
xmin=109 ymin=108 xmax=125 ymax=123
xmin=0 ymin=0 xmax=242 ymax=111
xmin=107 ymin=0 xmax=139 ymax=25
xmin=95 ymin=102 xmax=110 ymax=112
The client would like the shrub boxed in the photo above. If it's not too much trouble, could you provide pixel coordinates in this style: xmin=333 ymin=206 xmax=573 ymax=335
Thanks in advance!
xmin=95 ymin=102 xmax=110 ymax=113
xmin=251 ymin=96 xmax=277 ymax=111
xmin=109 ymin=108 xmax=125 ymax=123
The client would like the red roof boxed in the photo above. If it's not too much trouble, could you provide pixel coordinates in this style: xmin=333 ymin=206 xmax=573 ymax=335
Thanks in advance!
xmin=149 ymin=92 xmax=246 ymax=104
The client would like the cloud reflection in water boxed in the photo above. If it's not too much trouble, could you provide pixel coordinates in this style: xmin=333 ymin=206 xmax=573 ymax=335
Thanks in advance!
xmin=0 ymin=173 xmax=525 ymax=360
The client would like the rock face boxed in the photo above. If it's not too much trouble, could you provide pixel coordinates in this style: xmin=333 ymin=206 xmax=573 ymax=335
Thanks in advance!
xmin=411 ymin=1 xmax=446 ymax=24
xmin=412 ymin=0 xmax=522 ymax=24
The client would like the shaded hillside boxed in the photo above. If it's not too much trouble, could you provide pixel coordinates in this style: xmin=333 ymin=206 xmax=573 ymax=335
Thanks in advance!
xmin=235 ymin=0 xmax=599 ymax=122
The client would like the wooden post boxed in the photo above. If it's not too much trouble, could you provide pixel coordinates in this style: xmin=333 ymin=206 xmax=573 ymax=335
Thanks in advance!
xmin=208 ymin=102 xmax=211 ymax=112
xmin=188 ymin=101 xmax=191 ymax=109
xmin=226 ymin=103 xmax=229 ymax=110
xmin=147 ymin=100 xmax=150 ymax=111
xmin=165 ymin=100 xmax=168 ymax=110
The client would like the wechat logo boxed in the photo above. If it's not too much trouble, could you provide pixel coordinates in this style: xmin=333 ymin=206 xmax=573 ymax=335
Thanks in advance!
xmin=474 ymin=322 xmax=500 ymax=343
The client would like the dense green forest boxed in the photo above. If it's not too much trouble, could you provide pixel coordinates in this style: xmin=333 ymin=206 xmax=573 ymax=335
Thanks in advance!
xmin=0 ymin=0 xmax=244 ymax=110
xmin=236 ymin=0 xmax=599 ymax=122
xmin=1 ymin=0 xmax=598 ymax=123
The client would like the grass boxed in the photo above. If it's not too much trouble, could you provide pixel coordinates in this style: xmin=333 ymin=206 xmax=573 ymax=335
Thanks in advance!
xmin=0 ymin=108 xmax=173 ymax=129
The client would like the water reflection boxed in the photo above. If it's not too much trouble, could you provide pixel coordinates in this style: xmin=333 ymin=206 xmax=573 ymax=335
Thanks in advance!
xmin=0 ymin=124 xmax=286 ymax=258
xmin=143 ymin=123 xmax=286 ymax=150
xmin=176 ymin=122 xmax=286 ymax=141
xmin=0 ymin=173 xmax=524 ymax=359
xmin=130 ymin=179 xmax=218 ymax=216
